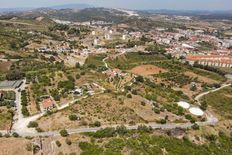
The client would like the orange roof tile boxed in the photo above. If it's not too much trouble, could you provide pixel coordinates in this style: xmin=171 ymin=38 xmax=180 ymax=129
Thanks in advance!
xmin=41 ymin=98 xmax=55 ymax=109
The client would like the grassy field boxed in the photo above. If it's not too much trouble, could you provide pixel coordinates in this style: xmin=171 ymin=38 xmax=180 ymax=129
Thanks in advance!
xmin=107 ymin=52 xmax=167 ymax=70
xmin=192 ymin=68 xmax=225 ymax=82
xmin=85 ymin=54 xmax=107 ymax=68
xmin=201 ymin=86 xmax=232 ymax=119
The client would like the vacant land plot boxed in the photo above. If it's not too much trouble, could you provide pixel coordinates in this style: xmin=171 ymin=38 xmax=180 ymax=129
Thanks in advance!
xmin=192 ymin=68 xmax=225 ymax=82
xmin=201 ymin=86 xmax=232 ymax=119
xmin=184 ymin=71 xmax=218 ymax=84
xmin=0 ymin=138 xmax=31 ymax=155
xmin=37 ymin=93 xmax=145 ymax=131
xmin=85 ymin=54 xmax=106 ymax=68
xmin=107 ymin=53 xmax=166 ymax=70
xmin=129 ymin=64 xmax=166 ymax=76
xmin=0 ymin=108 xmax=13 ymax=130
xmin=0 ymin=61 xmax=12 ymax=73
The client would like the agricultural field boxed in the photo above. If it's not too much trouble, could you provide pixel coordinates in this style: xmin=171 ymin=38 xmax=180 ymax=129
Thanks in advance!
xmin=128 ymin=64 xmax=167 ymax=76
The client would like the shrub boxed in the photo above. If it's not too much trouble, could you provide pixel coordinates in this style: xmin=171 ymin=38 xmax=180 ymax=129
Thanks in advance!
xmin=69 ymin=114 xmax=78 ymax=121
xmin=60 ymin=129 xmax=69 ymax=137
xmin=160 ymin=119 xmax=167 ymax=124
xmin=135 ymin=76 xmax=144 ymax=83
xmin=137 ymin=125 xmax=153 ymax=133
xmin=154 ymin=108 xmax=160 ymax=114
xmin=132 ymin=90 xmax=137 ymax=95
xmin=36 ymin=127 xmax=43 ymax=132
xmin=141 ymin=101 xmax=146 ymax=106
xmin=93 ymin=121 xmax=101 ymax=127
xmin=127 ymin=94 xmax=132 ymax=98
xmin=192 ymin=123 xmax=200 ymax=130
xmin=12 ymin=132 xmax=19 ymax=137
xmin=56 ymin=140 xmax=61 ymax=147
xmin=75 ymin=62 xmax=81 ymax=68
xmin=200 ymin=101 xmax=208 ymax=111
xmin=65 ymin=139 xmax=72 ymax=145
xmin=4 ymin=134 xmax=10 ymax=138
xmin=28 ymin=121 xmax=38 ymax=128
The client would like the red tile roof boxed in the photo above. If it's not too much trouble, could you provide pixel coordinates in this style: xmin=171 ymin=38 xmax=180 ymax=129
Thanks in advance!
xmin=186 ymin=55 xmax=232 ymax=64
xmin=41 ymin=98 xmax=55 ymax=109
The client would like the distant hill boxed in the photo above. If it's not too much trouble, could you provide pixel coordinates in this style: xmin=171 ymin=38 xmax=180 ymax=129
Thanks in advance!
xmin=0 ymin=3 xmax=93 ymax=13
xmin=0 ymin=7 xmax=136 ymax=23
xmin=143 ymin=9 xmax=232 ymax=20
xmin=49 ymin=3 xmax=93 ymax=10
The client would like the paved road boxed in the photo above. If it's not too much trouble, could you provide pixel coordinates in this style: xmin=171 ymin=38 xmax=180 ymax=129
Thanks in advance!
xmin=195 ymin=83 xmax=231 ymax=101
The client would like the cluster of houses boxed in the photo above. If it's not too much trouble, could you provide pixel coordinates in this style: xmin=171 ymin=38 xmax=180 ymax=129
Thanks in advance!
xmin=39 ymin=82 xmax=105 ymax=112
xmin=186 ymin=55 xmax=232 ymax=68
xmin=37 ymin=43 xmax=73 ymax=53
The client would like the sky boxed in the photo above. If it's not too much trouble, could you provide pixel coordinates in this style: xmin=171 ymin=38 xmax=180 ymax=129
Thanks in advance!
xmin=0 ymin=0 xmax=231 ymax=10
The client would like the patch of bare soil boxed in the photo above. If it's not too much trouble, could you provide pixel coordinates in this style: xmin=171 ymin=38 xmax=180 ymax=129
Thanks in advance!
xmin=0 ymin=61 xmax=12 ymax=72
xmin=128 ymin=65 xmax=166 ymax=76
xmin=0 ymin=138 xmax=31 ymax=155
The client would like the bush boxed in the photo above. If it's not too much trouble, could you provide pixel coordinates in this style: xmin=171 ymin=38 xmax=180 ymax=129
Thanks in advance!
xmin=132 ymin=90 xmax=137 ymax=95
xmin=135 ymin=76 xmax=144 ymax=83
xmin=4 ymin=134 xmax=10 ymax=138
xmin=56 ymin=140 xmax=62 ymax=147
xmin=22 ymin=106 xmax=29 ymax=116
xmin=127 ymin=94 xmax=132 ymax=98
xmin=154 ymin=108 xmax=160 ymax=114
xmin=200 ymin=101 xmax=208 ymax=111
xmin=160 ymin=119 xmax=167 ymax=124
xmin=192 ymin=123 xmax=200 ymax=130
xmin=65 ymin=139 xmax=72 ymax=145
xmin=141 ymin=101 xmax=146 ymax=106
xmin=69 ymin=114 xmax=78 ymax=121
xmin=12 ymin=132 xmax=19 ymax=137
xmin=36 ymin=127 xmax=43 ymax=132
xmin=75 ymin=62 xmax=81 ymax=68
xmin=137 ymin=125 xmax=153 ymax=133
xmin=60 ymin=129 xmax=69 ymax=137
xmin=28 ymin=121 xmax=38 ymax=128
xmin=93 ymin=121 xmax=101 ymax=127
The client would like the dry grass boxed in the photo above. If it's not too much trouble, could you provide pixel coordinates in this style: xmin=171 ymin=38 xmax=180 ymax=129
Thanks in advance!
xmin=37 ymin=93 xmax=146 ymax=131
xmin=0 ymin=61 xmax=12 ymax=73
xmin=0 ymin=108 xmax=12 ymax=130
xmin=184 ymin=71 xmax=217 ymax=84
xmin=128 ymin=65 xmax=166 ymax=76
xmin=0 ymin=138 xmax=31 ymax=155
